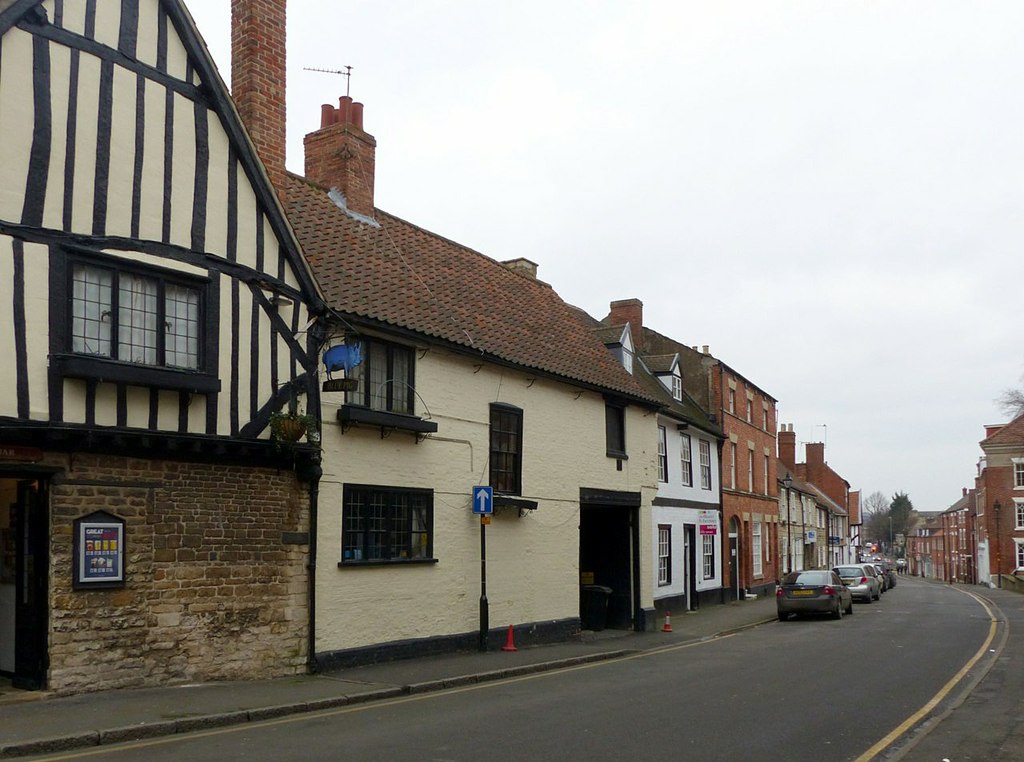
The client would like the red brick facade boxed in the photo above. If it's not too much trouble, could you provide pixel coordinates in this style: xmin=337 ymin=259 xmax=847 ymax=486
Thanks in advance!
xmin=231 ymin=0 xmax=288 ymax=188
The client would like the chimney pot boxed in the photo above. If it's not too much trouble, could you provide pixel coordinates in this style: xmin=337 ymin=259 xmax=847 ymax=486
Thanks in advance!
xmin=702 ymin=345 xmax=710 ymax=355
xmin=320 ymin=103 xmax=335 ymax=129
xmin=305 ymin=95 xmax=377 ymax=217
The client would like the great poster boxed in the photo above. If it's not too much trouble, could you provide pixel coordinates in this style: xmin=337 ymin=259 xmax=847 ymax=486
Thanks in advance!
xmin=77 ymin=522 xmax=124 ymax=585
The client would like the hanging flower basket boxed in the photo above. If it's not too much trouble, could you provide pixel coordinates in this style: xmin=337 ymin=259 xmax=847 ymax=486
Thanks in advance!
xmin=270 ymin=410 xmax=317 ymax=443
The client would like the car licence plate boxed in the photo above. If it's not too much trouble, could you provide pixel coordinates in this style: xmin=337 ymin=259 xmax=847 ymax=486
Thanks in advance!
xmin=790 ymin=589 xmax=815 ymax=596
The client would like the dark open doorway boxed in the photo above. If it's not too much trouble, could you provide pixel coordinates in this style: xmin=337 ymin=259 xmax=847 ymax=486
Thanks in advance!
xmin=579 ymin=489 xmax=641 ymax=631
xmin=0 ymin=477 xmax=49 ymax=690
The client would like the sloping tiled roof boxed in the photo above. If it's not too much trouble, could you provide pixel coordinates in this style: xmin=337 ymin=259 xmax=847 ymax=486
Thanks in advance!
xmin=982 ymin=412 xmax=1024 ymax=447
xmin=634 ymin=355 xmax=723 ymax=438
xmin=283 ymin=174 xmax=656 ymax=402
xmin=643 ymin=354 xmax=677 ymax=374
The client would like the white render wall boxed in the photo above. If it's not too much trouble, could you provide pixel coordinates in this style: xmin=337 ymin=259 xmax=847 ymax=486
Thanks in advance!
xmin=315 ymin=347 xmax=659 ymax=654
xmin=651 ymin=411 xmax=723 ymax=600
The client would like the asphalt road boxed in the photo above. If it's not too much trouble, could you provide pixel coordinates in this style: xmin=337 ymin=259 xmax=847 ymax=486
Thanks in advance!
xmin=31 ymin=578 xmax=997 ymax=762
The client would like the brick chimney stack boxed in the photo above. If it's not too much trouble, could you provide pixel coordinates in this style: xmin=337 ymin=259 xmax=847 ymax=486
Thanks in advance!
xmin=303 ymin=96 xmax=377 ymax=218
xmin=778 ymin=423 xmax=796 ymax=468
xmin=806 ymin=441 xmax=825 ymax=468
xmin=231 ymin=0 xmax=287 ymax=191
xmin=608 ymin=299 xmax=644 ymax=351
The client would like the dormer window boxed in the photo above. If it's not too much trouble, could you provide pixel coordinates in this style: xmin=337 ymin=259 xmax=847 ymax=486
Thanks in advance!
xmin=622 ymin=348 xmax=633 ymax=375
xmin=671 ymin=374 xmax=682 ymax=401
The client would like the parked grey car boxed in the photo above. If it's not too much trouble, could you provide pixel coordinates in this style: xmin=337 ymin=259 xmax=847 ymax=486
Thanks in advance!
xmin=777 ymin=570 xmax=853 ymax=621
xmin=834 ymin=563 xmax=881 ymax=602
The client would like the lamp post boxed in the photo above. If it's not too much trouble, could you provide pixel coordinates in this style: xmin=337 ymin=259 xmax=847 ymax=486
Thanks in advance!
xmin=782 ymin=473 xmax=793 ymax=575
xmin=889 ymin=516 xmax=893 ymax=556
xmin=994 ymin=500 xmax=1002 ymax=589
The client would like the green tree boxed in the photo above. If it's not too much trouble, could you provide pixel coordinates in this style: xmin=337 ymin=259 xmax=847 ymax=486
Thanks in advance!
xmin=890 ymin=492 xmax=914 ymax=539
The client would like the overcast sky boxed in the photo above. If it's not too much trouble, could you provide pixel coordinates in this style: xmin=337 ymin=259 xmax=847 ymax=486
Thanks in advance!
xmin=186 ymin=1 xmax=1023 ymax=512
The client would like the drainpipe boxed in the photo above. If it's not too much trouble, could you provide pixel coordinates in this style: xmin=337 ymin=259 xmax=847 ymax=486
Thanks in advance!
xmin=306 ymin=455 xmax=321 ymax=673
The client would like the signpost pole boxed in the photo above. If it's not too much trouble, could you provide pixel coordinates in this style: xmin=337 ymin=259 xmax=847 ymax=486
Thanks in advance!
xmin=472 ymin=486 xmax=493 ymax=651
xmin=480 ymin=517 xmax=488 ymax=651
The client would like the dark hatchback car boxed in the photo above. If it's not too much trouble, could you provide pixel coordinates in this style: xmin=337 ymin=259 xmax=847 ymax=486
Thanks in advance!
xmin=776 ymin=570 xmax=853 ymax=621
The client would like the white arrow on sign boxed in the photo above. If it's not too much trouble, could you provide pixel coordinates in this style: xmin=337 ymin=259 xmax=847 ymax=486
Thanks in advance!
xmin=473 ymin=486 xmax=493 ymax=514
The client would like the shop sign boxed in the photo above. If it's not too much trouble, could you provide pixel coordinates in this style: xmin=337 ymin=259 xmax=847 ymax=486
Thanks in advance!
xmin=73 ymin=511 xmax=126 ymax=589
xmin=698 ymin=510 xmax=718 ymax=535
xmin=0 ymin=445 xmax=43 ymax=462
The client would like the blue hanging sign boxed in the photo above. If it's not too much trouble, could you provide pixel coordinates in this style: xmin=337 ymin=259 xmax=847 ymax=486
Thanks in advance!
xmin=323 ymin=342 xmax=363 ymax=375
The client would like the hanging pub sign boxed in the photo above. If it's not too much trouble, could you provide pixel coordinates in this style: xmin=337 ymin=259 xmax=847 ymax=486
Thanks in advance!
xmin=73 ymin=511 xmax=126 ymax=589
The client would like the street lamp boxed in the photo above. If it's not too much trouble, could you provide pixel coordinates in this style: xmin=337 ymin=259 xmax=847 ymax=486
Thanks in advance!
xmin=994 ymin=500 xmax=1002 ymax=589
xmin=782 ymin=473 xmax=793 ymax=575
xmin=889 ymin=516 xmax=893 ymax=556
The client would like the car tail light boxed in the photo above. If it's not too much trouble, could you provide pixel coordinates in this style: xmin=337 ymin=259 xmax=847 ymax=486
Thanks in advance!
xmin=860 ymin=577 xmax=868 ymax=584
xmin=822 ymin=585 xmax=835 ymax=596
xmin=776 ymin=587 xmax=784 ymax=597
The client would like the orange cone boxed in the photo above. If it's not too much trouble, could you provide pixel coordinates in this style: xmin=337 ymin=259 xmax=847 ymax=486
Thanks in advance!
xmin=662 ymin=611 xmax=673 ymax=633
xmin=501 ymin=624 xmax=517 ymax=652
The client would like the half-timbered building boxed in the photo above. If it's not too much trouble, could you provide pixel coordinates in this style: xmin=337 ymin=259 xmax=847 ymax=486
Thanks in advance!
xmin=0 ymin=0 xmax=325 ymax=693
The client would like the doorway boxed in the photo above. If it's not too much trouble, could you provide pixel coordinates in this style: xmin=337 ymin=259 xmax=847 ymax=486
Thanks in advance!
xmin=728 ymin=516 xmax=740 ymax=601
xmin=0 ymin=477 xmax=49 ymax=690
xmin=685 ymin=525 xmax=698 ymax=611
xmin=579 ymin=494 xmax=640 ymax=630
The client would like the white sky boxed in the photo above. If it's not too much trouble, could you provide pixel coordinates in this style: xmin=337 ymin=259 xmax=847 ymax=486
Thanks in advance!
xmin=185 ymin=0 xmax=1023 ymax=512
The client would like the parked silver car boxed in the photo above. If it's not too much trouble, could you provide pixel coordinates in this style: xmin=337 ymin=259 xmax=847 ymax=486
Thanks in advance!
xmin=834 ymin=564 xmax=881 ymax=602
xmin=777 ymin=570 xmax=853 ymax=621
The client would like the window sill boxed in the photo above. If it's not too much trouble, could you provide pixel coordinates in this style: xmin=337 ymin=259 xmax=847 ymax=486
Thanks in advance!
xmin=606 ymin=450 xmax=628 ymax=460
xmin=337 ymin=558 xmax=439 ymax=568
xmin=52 ymin=353 xmax=219 ymax=393
xmin=337 ymin=405 xmax=439 ymax=435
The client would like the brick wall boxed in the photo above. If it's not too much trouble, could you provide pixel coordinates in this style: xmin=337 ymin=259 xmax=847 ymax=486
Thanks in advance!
xmin=231 ymin=0 xmax=287 ymax=188
xmin=303 ymin=102 xmax=377 ymax=217
xmin=47 ymin=453 xmax=309 ymax=694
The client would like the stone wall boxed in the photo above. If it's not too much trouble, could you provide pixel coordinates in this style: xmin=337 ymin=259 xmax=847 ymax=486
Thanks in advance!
xmin=47 ymin=453 xmax=309 ymax=694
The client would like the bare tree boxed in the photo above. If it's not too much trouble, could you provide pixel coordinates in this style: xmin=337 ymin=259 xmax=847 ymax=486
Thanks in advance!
xmin=996 ymin=383 xmax=1024 ymax=419
xmin=862 ymin=491 xmax=889 ymax=544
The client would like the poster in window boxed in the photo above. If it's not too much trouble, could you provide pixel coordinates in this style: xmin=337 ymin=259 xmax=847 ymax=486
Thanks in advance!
xmin=73 ymin=512 xmax=125 ymax=588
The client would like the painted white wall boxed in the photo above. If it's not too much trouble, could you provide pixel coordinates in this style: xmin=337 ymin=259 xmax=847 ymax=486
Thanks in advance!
xmin=315 ymin=346 xmax=658 ymax=653
xmin=655 ymin=419 xmax=720 ymax=504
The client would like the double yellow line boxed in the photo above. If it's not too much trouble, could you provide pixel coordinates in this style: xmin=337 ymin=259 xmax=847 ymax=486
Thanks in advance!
xmin=854 ymin=588 xmax=1002 ymax=762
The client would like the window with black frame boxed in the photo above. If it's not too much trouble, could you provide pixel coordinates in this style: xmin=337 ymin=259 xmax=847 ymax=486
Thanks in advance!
xmin=70 ymin=260 xmax=202 ymax=370
xmin=346 ymin=338 xmax=415 ymax=414
xmin=341 ymin=485 xmax=433 ymax=563
xmin=489 ymin=403 xmax=523 ymax=495
xmin=605 ymin=401 xmax=626 ymax=458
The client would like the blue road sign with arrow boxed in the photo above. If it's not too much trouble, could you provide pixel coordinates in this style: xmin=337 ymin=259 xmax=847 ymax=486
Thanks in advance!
xmin=472 ymin=486 xmax=493 ymax=515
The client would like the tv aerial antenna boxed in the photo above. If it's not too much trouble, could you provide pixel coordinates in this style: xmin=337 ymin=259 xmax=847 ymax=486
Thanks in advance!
xmin=303 ymin=65 xmax=353 ymax=96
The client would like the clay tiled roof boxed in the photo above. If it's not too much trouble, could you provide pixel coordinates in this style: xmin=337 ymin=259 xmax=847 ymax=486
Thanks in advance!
xmin=284 ymin=174 xmax=655 ymax=402
xmin=981 ymin=412 xmax=1024 ymax=447
xmin=643 ymin=354 xmax=678 ymax=374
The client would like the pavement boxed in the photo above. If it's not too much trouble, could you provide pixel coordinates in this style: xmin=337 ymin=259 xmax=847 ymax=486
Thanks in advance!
xmin=0 ymin=595 xmax=777 ymax=758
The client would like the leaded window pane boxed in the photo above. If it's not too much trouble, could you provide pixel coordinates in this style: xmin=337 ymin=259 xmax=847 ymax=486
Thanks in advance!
xmin=165 ymin=283 xmax=200 ymax=369
xmin=72 ymin=264 xmax=112 ymax=356
xmin=118 ymin=273 xmax=159 ymax=365
xmin=342 ymin=486 xmax=433 ymax=563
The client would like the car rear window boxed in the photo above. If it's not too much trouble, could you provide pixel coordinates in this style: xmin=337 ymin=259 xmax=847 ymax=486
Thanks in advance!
xmin=784 ymin=571 xmax=830 ymax=585
xmin=835 ymin=567 xmax=863 ymax=576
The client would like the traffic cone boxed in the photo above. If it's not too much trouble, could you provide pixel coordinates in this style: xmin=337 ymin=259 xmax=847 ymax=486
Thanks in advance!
xmin=501 ymin=624 xmax=517 ymax=652
xmin=662 ymin=611 xmax=673 ymax=633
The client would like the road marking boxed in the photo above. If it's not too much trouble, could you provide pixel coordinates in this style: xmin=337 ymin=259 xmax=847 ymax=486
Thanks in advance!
xmin=852 ymin=589 xmax=1000 ymax=762
xmin=30 ymin=634 xmax=742 ymax=759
